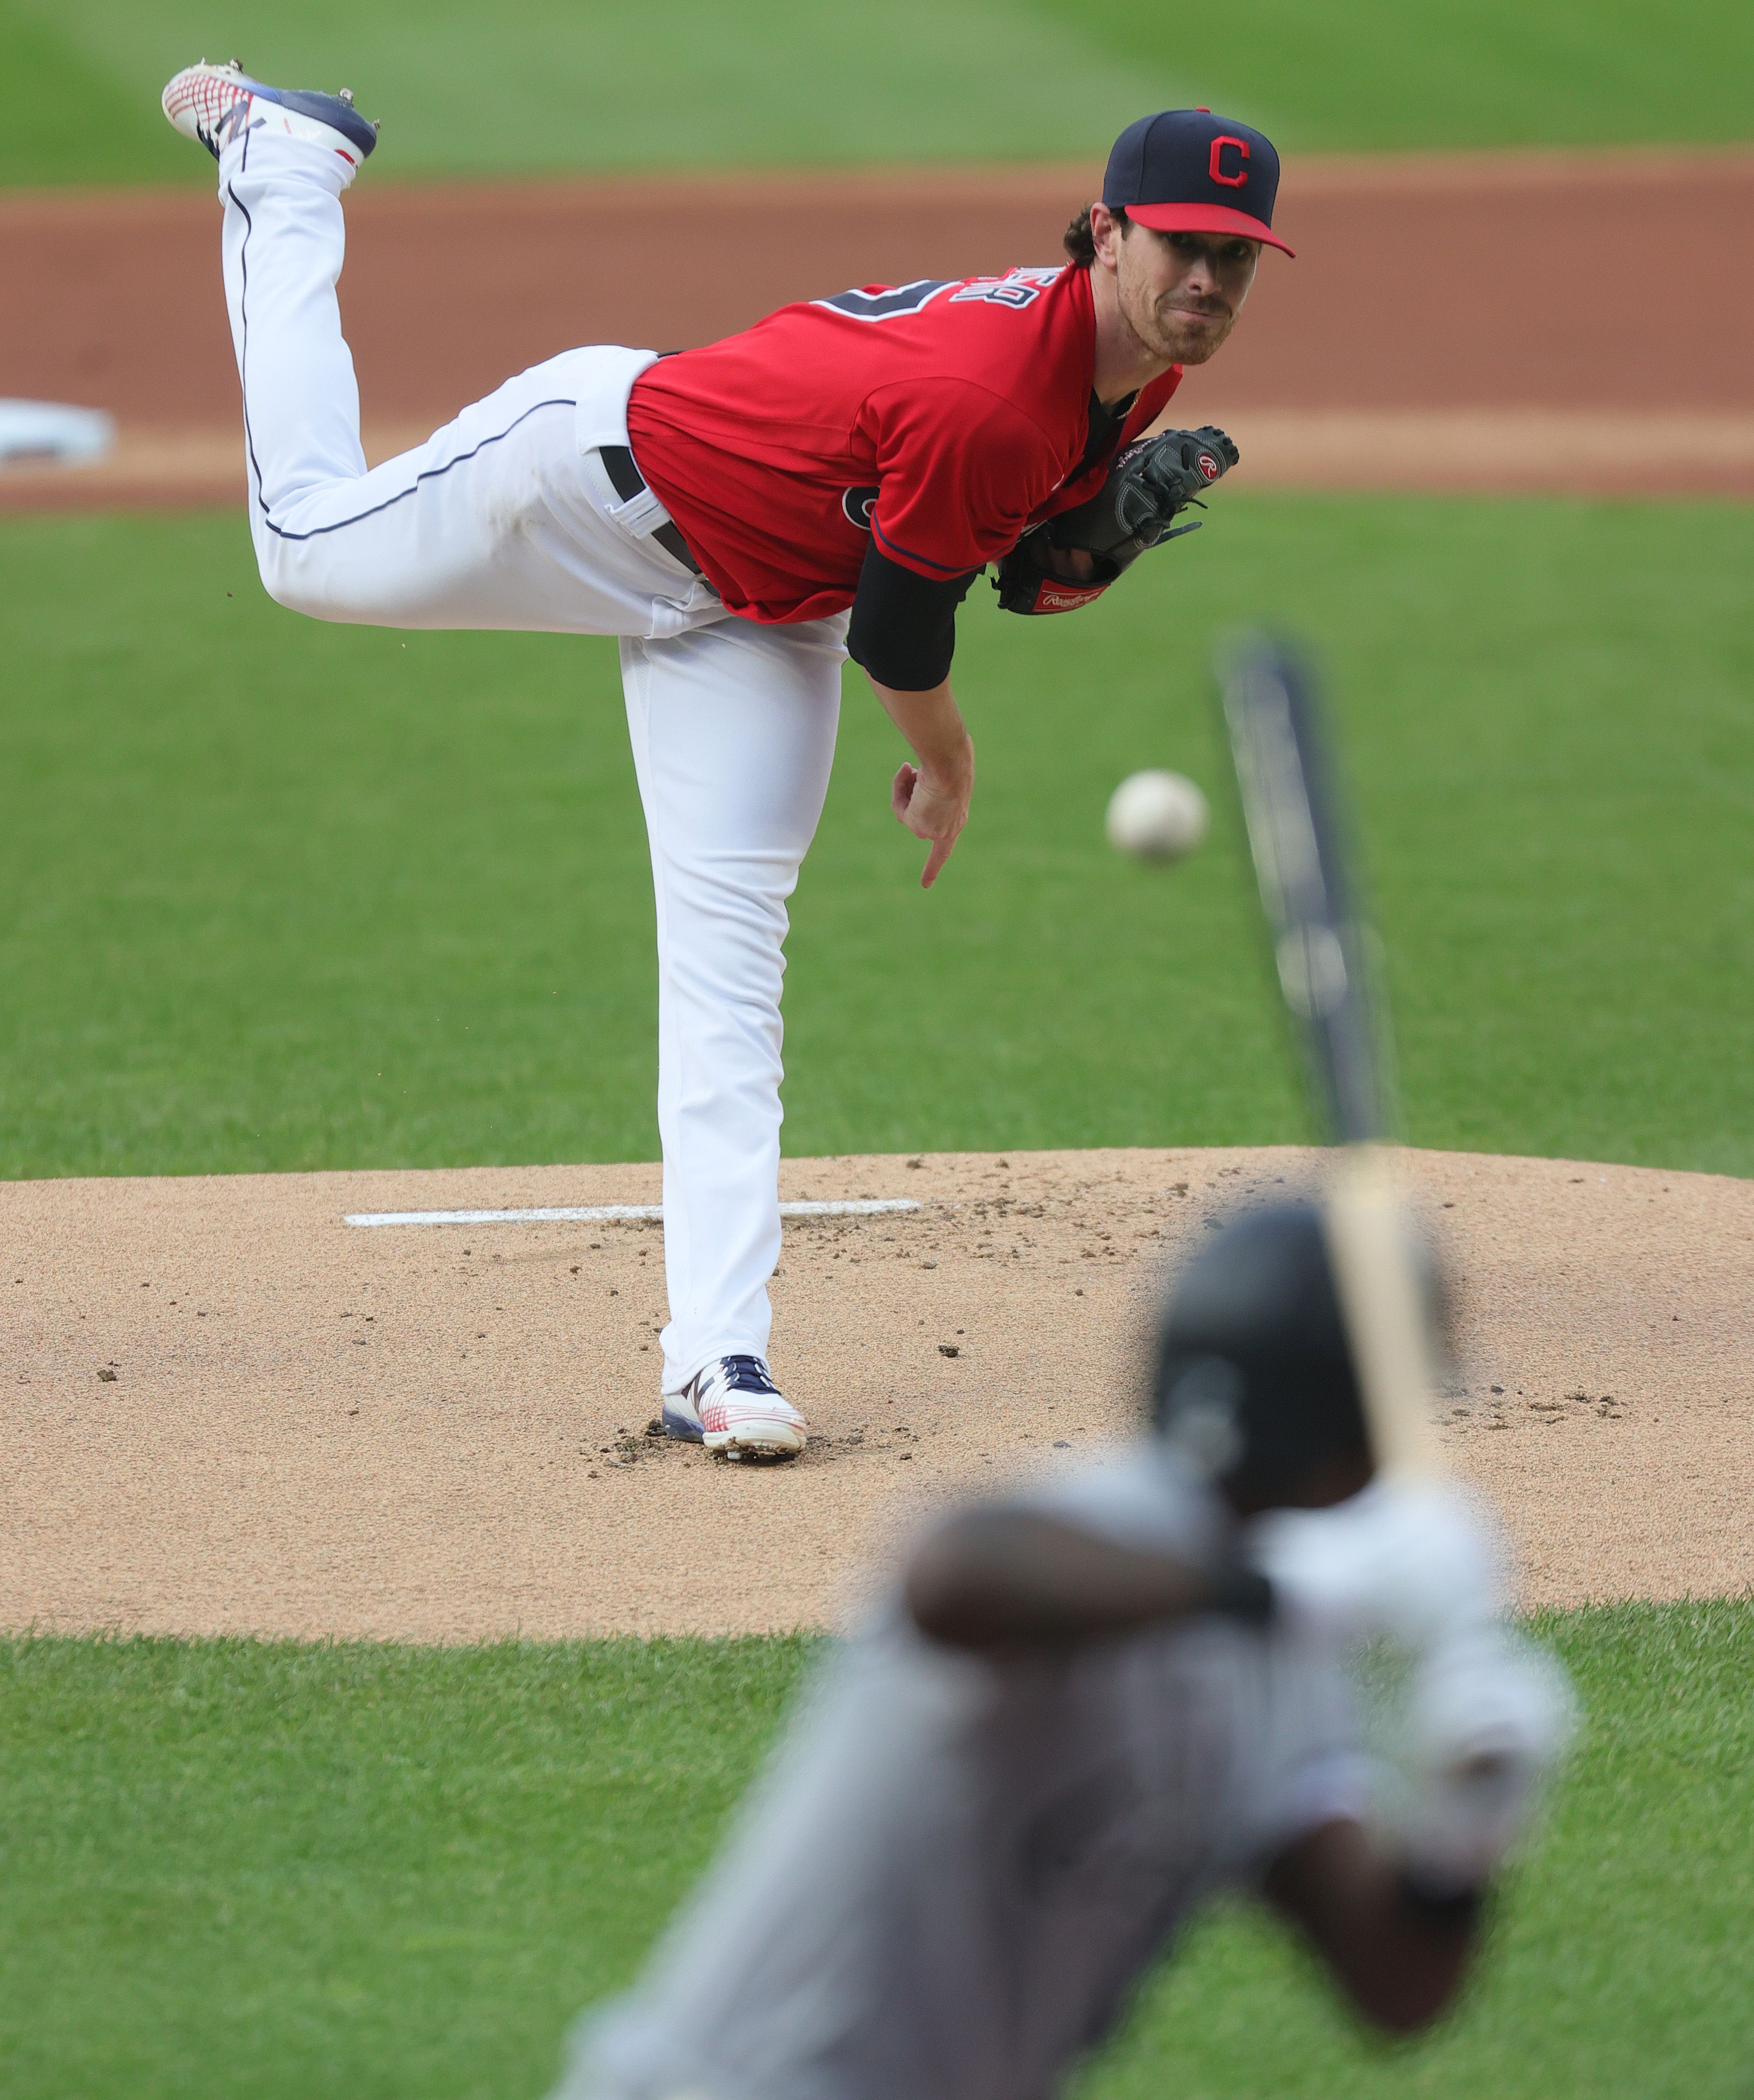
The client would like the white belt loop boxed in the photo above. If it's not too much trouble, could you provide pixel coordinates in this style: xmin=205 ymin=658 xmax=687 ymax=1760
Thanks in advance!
xmin=604 ymin=480 xmax=672 ymax=538
xmin=578 ymin=444 xmax=679 ymax=544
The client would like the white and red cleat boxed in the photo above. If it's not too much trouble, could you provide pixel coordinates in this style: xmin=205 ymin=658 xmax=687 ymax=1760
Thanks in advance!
xmin=663 ymin=1355 xmax=807 ymax=1461
xmin=162 ymin=61 xmax=379 ymax=168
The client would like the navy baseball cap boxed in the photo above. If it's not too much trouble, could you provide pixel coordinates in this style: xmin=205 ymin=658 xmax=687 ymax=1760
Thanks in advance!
xmin=1104 ymin=109 xmax=1294 ymax=257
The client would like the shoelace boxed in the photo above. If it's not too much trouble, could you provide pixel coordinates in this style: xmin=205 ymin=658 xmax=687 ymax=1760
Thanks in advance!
xmin=711 ymin=1354 xmax=781 ymax=1398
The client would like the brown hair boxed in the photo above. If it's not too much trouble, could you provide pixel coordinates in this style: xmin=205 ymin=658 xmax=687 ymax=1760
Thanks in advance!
xmin=1063 ymin=203 xmax=1128 ymax=266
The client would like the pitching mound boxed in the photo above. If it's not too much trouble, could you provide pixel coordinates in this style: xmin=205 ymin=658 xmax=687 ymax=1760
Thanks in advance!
xmin=5 ymin=1147 xmax=1749 ymax=1641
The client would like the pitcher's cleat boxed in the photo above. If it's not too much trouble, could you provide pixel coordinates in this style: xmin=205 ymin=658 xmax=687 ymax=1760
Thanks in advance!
xmin=162 ymin=60 xmax=379 ymax=168
xmin=662 ymin=1355 xmax=807 ymax=1461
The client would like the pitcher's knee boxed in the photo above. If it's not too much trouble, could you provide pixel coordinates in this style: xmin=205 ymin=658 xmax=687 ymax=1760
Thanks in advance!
xmin=254 ymin=539 xmax=349 ymax=621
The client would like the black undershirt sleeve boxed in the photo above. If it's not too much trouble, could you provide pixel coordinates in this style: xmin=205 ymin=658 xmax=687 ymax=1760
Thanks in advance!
xmin=846 ymin=540 xmax=979 ymax=692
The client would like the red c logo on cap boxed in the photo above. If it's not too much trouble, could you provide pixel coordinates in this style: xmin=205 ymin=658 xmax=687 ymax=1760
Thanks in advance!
xmin=1209 ymin=136 xmax=1250 ymax=188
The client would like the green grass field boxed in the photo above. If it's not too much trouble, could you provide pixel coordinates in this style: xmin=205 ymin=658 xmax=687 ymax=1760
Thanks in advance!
xmin=3 ymin=494 xmax=1750 ymax=1184
xmin=3 ymin=1602 xmax=1750 ymax=2100
xmin=0 ymin=0 xmax=1747 ymax=188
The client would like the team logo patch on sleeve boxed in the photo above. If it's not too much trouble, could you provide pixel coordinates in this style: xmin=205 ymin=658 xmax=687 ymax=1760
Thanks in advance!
xmin=841 ymin=486 xmax=880 ymax=531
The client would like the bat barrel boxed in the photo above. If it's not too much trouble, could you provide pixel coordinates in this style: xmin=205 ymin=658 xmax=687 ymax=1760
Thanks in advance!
xmin=1214 ymin=631 xmax=1396 ymax=1147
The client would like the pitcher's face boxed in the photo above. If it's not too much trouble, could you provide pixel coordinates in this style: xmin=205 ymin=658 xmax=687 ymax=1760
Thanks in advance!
xmin=1097 ymin=208 xmax=1261 ymax=367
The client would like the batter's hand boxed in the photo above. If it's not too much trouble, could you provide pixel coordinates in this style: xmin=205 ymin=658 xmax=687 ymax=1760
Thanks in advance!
xmin=892 ymin=758 xmax=971 ymax=888
xmin=1247 ymin=1479 xmax=1506 ymax=1653
xmin=1399 ymin=1626 xmax=1577 ymax=1889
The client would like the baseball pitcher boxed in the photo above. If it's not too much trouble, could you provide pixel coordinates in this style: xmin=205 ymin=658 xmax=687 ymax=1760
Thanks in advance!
xmin=555 ymin=1202 xmax=1574 ymax=2100
xmin=161 ymin=66 xmax=1285 ymax=1459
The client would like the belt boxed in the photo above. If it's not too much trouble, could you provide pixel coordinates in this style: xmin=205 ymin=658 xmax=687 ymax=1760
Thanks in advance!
xmin=599 ymin=444 xmax=703 ymax=576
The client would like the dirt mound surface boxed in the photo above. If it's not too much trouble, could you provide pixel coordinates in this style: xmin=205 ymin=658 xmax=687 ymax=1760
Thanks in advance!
xmin=4 ymin=1146 xmax=1748 ymax=1642
xmin=3 ymin=148 xmax=1751 ymax=507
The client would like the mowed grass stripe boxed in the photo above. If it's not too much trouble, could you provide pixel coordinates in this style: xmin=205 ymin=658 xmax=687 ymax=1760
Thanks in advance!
xmin=2 ymin=0 xmax=1750 ymax=187
xmin=1034 ymin=0 xmax=1754 ymax=152
xmin=3 ymin=0 xmax=1169 ymax=183
xmin=2 ymin=495 xmax=1750 ymax=1182
xmin=1 ymin=1603 xmax=1750 ymax=2097
xmin=0 ymin=1633 xmax=812 ymax=2099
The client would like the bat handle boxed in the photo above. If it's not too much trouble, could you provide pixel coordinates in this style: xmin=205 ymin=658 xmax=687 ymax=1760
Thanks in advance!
xmin=1322 ymin=1143 xmax=1442 ymax=1481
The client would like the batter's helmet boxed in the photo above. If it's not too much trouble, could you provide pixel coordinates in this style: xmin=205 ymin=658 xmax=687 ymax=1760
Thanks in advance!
xmin=1153 ymin=1200 xmax=1377 ymax=1494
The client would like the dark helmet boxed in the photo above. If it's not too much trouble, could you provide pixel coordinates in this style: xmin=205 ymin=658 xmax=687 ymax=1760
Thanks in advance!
xmin=1152 ymin=1200 xmax=1372 ymax=1494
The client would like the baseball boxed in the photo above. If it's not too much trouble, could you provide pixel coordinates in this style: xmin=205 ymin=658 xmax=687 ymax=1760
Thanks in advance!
xmin=1105 ymin=770 xmax=1208 ymax=862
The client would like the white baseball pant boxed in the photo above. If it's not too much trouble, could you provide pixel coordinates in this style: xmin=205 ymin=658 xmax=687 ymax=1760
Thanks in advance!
xmin=213 ymin=129 xmax=848 ymax=1398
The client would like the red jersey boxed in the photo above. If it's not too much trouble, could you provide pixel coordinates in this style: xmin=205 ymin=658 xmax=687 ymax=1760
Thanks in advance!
xmin=625 ymin=263 xmax=1181 ymax=624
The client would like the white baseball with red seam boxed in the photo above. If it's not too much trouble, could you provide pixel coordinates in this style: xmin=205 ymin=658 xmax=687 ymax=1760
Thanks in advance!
xmin=1105 ymin=770 xmax=1208 ymax=862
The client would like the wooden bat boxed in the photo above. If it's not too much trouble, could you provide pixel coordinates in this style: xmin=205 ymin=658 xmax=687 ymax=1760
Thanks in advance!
xmin=1214 ymin=633 xmax=1439 ymax=1478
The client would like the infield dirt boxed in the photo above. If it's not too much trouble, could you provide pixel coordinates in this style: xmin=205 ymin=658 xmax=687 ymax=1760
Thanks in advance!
xmin=4 ymin=1146 xmax=1750 ymax=1642
xmin=4 ymin=147 xmax=1752 ymax=507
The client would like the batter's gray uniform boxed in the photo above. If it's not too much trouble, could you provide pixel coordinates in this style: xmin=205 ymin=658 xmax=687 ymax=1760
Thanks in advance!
xmin=556 ymin=1445 xmax=1369 ymax=2100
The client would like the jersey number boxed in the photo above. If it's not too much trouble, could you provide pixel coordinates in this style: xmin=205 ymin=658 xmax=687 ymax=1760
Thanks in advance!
xmin=817 ymin=266 xmax=1061 ymax=322
xmin=817 ymin=280 xmax=954 ymax=321
xmin=950 ymin=268 xmax=1061 ymax=309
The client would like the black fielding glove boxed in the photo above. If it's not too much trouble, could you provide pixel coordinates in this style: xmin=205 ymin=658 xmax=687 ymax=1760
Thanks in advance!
xmin=993 ymin=424 xmax=1239 ymax=615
